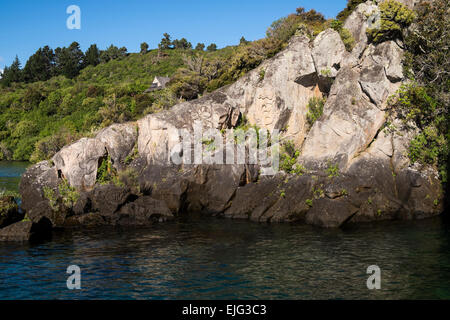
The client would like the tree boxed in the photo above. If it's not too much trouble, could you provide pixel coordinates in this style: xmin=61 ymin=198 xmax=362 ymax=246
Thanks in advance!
xmin=1 ymin=55 xmax=22 ymax=86
xmin=55 ymin=42 xmax=84 ymax=78
xmin=296 ymin=7 xmax=305 ymax=15
xmin=239 ymin=37 xmax=249 ymax=45
xmin=207 ymin=43 xmax=217 ymax=52
xmin=159 ymin=33 xmax=172 ymax=50
xmin=100 ymin=45 xmax=128 ymax=63
xmin=84 ymin=44 xmax=100 ymax=67
xmin=140 ymin=42 xmax=149 ymax=54
xmin=22 ymin=46 xmax=55 ymax=82
xmin=195 ymin=43 xmax=205 ymax=51
xmin=173 ymin=38 xmax=192 ymax=50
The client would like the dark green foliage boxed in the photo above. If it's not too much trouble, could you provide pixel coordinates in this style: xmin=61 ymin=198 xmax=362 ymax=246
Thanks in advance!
xmin=1 ymin=56 xmax=22 ymax=86
xmin=295 ymin=7 xmax=325 ymax=23
xmin=84 ymin=44 xmax=100 ymax=67
xmin=207 ymin=44 xmax=218 ymax=52
xmin=239 ymin=37 xmax=249 ymax=45
xmin=195 ymin=43 xmax=205 ymax=51
xmin=366 ymin=0 xmax=415 ymax=44
xmin=140 ymin=42 xmax=149 ymax=55
xmin=306 ymin=97 xmax=326 ymax=127
xmin=390 ymin=0 xmax=449 ymax=183
xmin=159 ymin=33 xmax=172 ymax=50
xmin=172 ymin=38 xmax=192 ymax=50
xmin=22 ymin=46 xmax=55 ymax=82
xmin=55 ymin=42 xmax=85 ymax=79
xmin=404 ymin=0 xmax=449 ymax=105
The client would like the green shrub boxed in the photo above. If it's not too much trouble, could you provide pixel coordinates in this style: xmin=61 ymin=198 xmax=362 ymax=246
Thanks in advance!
xmin=398 ymin=0 xmax=448 ymax=184
xmin=326 ymin=163 xmax=340 ymax=178
xmin=366 ymin=0 xmax=415 ymax=44
xmin=43 ymin=186 xmax=58 ymax=211
xmin=113 ymin=168 xmax=140 ymax=193
xmin=279 ymin=140 xmax=306 ymax=175
xmin=390 ymin=83 xmax=448 ymax=183
xmin=330 ymin=19 xmax=355 ymax=52
xmin=96 ymin=156 xmax=115 ymax=184
xmin=259 ymin=69 xmax=266 ymax=81
xmin=58 ymin=179 xmax=80 ymax=208
xmin=306 ymin=97 xmax=326 ymax=126
xmin=339 ymin=28 xmax=355 ymax=51
xmin=0 ymin=189 xmax=20 ymax=199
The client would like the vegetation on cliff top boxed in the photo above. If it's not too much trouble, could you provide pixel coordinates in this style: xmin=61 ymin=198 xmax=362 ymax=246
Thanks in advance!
xmin=389 ymin=0 xmax=449 ymax=184
xmin=367 ymin=0 xmax=416 ymax=44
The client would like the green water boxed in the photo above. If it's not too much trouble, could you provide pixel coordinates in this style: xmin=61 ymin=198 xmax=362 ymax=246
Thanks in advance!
xmin=0 ymin=161 xmax=29 ymax=193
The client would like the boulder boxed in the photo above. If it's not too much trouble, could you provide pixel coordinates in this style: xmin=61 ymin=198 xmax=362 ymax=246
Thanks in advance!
xmin=96 ymin=123 xmax=138 ymax=171
xmin=344 ymin=2 xmax=379 ymax=46
xmin=312 ymin=29 xmax=347 ymax=78
xmin=0 ymin=218 xmax=52 ymax=242
xmin=53 ymin=138 xmax=107 ymax=191
xmin=90 ymin=184 xmax=135 ymax=217
xmin=116 ymin=196 xmax=174 ymax=226
xmin=19 ymin=161 xmax=59 ymax=216
xmin=371 ymin=41 xmax=404 ymax=83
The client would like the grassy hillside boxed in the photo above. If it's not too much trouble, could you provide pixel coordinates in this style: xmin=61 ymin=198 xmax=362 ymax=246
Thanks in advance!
xmin=0 ymin=48 xmax=238 ymax=162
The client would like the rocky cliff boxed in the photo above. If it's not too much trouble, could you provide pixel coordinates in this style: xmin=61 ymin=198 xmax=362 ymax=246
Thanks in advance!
xmin=3 ymin=0 xmax=444 ymax=241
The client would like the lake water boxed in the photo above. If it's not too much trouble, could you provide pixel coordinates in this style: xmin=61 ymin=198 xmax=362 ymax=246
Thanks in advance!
xmin=0 ymin=161 xmax=29 ymax=193
xmin=1 ymin=161 xmax=449 ymax=300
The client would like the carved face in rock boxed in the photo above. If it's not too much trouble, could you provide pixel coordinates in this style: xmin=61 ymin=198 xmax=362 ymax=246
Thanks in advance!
xmin=247 ymin=87 xmax=278 ymax=132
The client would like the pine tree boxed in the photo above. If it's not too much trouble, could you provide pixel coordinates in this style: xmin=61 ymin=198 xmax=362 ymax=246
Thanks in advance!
xmin=207 ymin=43 xmax=217 ymax=52
xmin=1 ymin=55 xmax=22 ymax=86
xmin=140 ymin=42 xmax=149 ymax=54
xmin=195 ymin=43 xmax=205 ymax=51
xmin=55 ymin=42 xmax=84 ymax=79
xmin=84 ymin=44 xmax=100 ymax=67
xmin=23 ymin=46 xmax=55 ymax=82
xmin=239 ymin=37 xmax=249 ymax=45
xmin=159 ymin=33 xmax=172 ymax=50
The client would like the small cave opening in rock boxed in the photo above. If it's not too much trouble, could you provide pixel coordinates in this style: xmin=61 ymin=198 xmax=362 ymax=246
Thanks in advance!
xmin=295 ymin=72 xmax=332 ymax=97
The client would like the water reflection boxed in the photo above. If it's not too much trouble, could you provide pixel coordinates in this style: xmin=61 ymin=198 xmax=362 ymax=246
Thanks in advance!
xmin=0 ymin=161 xmax=29 ymax=193
xmin=1 ymin=217 xmax=449 ymax=300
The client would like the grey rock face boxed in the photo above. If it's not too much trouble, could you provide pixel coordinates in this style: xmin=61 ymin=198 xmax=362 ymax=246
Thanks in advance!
xmin=96 ymin=123 xmax=138 ymax=171
xmin=53 ymin=138 xmax=107 ymax=190
xmin=18 ymin=1 xmax=444 ymax=230
xmin=0 ymin=219 xmax=52 ymax=242
xmin=312 ymin=29 xmax=347 ymax=78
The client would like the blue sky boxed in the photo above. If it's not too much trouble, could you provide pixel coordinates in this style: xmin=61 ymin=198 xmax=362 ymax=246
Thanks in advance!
xmin=0 ymin=0 xmax=347 ymax=69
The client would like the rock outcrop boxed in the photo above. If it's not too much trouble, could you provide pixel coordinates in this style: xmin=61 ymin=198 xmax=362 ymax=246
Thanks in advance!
xmin=11 ymin=1 xmax=444 ymax=241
